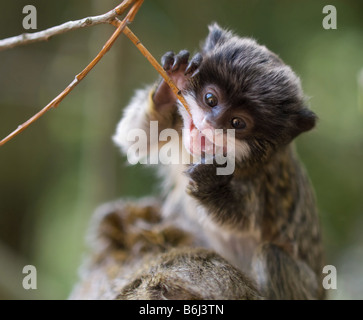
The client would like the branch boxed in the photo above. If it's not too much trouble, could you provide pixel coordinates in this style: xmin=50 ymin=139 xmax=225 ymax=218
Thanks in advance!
xmin=0 ymin=0 xmax=136 ymax=51
xmin=0 ymin=0 xmax=191 ymax=147
xmin=0 ymin=0 xmax=141 ymax=147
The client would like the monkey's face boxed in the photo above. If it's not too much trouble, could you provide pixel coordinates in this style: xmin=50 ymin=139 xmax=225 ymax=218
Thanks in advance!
xmin=179 ymin=82 xmax=253 ymax=162
xmin=179 ymin=23 xmax=317 ymax=164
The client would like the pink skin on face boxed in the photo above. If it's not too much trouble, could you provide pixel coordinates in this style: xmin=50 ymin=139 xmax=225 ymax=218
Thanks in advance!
xmin=181 ymin=95 xmax=229 ymax=158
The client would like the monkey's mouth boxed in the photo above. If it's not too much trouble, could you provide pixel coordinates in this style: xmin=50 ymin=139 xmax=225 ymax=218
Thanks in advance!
xmin=179 ymin=96 xmax=228 ymax=158
xmin=184 ymin=117 xmax=224 ymax=157
xmin=181 ymin=117 xmax=203 ymax=157
xmin=185 ymin=118 xmax=204 ymax=155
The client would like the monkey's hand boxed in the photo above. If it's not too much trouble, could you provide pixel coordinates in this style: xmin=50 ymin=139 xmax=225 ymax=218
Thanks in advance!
xmin=152 ymin=50 xmax=202 ymax=113
xmin=185 ymin=162 xmax=245 ymax=226
xmin=185 ymin=162 xmax=233 ymax=198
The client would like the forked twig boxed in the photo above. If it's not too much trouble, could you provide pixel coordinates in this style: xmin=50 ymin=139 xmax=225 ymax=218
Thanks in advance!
xmin=0 ymin=0 xmax=135 ymax=51
xmin=0 ymin=0 xmax=139 ymax=147
xmin=0 ymin=0 xmax=190 ymax=147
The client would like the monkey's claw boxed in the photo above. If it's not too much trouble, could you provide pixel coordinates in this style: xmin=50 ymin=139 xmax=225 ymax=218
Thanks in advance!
xmin=161 ymin=51 xmax=175 ymax=71
xmin=172 ymin=50 xmax=190 ymax=71
xmin=161 ymin=50 xmax=190 ymax=72
xmin=185 ymin=53 xmax=203 ymax=77
xmin=186 ymin=180 xmax=198 ymax=196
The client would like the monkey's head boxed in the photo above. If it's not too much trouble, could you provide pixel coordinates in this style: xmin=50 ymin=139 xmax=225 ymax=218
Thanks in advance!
xmin=180 ymin=23 xmax=316 ymax=164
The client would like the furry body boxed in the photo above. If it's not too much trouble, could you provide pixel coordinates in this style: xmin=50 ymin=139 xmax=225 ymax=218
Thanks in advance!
xmin=71 ymin=24 xmax=324 ymax=300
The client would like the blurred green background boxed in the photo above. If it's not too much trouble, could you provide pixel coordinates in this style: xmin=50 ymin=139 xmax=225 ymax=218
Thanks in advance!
xmin=0 ymin=0 xmax=362 ymax=299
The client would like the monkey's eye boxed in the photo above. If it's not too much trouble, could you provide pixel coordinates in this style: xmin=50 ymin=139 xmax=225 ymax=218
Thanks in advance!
xmin=231 ymin=117 xmax=246 ymax=129
xmin=204 ymin=93 xmax=218 ymax=107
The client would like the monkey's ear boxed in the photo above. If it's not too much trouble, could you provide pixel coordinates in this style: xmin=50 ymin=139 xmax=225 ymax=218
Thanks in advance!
xmin=203 ymin=23 xmax=232 ymax=53
xmin=290 ymin=108 xmax=317 ymax=139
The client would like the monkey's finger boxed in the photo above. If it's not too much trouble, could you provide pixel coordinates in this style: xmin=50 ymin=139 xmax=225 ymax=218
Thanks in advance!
xmin=185 ymin=53 xmax=203 ymax=76
xmin=172 ymin=50 xmax=190 ymax=71
xmin=161 ymin=51 xmax=175 ymax=71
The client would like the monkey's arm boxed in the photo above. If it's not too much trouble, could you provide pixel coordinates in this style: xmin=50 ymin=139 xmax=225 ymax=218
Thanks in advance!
xmin=112 ymin=84 xmax=181 ymax=162
xmin=186 ymin=163 xmax=259 ymax=229
xmin=113 ymin=50 xmax=197 ymax=161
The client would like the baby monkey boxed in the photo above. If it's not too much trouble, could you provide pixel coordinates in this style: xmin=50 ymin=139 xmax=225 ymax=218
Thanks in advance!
xmin=72 ymin=23 xmax=324 ymax=300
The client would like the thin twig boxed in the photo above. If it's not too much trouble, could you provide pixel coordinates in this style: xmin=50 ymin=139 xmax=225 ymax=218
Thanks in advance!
xmin=0 ymin=0 xmax=136 ymax=51
xmin=120 ymin=24 xmax=192 ymax=116
xmin=0 ymin=0 xmax=141 ymax=147
xmin=0 ymin=0 xmax=191 ymax=147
